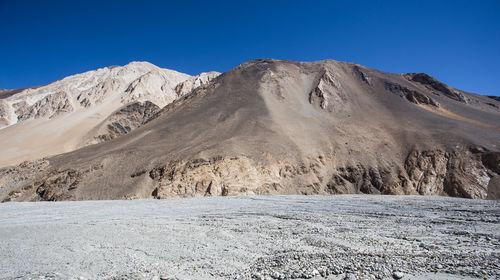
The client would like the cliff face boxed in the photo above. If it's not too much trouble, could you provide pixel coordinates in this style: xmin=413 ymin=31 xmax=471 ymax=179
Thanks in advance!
xmin=1 ymin=59 xmax=499 ymax=201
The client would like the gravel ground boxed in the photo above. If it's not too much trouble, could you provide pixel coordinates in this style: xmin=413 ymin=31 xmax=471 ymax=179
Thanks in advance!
xmin=0 ymin=195 xmax=499 ymax=280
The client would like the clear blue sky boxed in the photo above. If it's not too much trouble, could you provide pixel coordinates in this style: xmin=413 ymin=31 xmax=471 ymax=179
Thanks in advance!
xmin=1 ymin=0 xmax=499 ymax=96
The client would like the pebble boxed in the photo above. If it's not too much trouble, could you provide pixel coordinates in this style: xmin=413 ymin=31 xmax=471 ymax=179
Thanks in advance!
xmin=392 ymin=271 xmax=404 ymax=279
xmin=7 ymin=196 xmax=500 ymax=280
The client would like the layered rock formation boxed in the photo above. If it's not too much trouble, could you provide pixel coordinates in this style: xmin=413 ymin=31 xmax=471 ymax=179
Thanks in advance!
xmin=1 ymin=59 xmax=499 ymax=201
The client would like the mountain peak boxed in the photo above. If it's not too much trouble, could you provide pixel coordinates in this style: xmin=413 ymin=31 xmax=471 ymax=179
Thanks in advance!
xmin=124 ymin=61 xmax=157 ymax=68
xmin=0 ymin=62 xmax=220 ymax=167
xmin=0 ymin=59 xmax=499 ymax=202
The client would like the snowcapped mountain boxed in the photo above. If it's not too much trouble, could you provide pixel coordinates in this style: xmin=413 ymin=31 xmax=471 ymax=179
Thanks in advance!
xmin=0 ymin=62 xmax=219 ymax=166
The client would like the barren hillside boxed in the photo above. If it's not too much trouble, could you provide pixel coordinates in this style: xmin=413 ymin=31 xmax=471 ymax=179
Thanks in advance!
xmin=1 ymin=59 xmax=499 ymax=201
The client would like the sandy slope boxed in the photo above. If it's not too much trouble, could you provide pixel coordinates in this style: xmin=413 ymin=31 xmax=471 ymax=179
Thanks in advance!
xmin=0 ymin=195 xmax=498 ymax=279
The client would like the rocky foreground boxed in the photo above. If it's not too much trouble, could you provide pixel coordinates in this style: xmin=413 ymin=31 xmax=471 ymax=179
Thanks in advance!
xmin=0 ymin=195 xmax=498 ymax=279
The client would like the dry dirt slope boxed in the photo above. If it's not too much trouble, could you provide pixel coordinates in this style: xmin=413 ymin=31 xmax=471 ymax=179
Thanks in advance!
xmin=1 ymin=59 xmax=500 ymax=201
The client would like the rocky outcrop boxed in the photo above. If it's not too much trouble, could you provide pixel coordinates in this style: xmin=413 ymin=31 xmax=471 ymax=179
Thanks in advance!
xmin=14 ymin=91 xmax=74 ymax=121
xmin=0 ymin=100 xmax=13 ymax=126
xmin=403 ymin=73 xmax=466 ymax=102
xmin=145 ymin=148 xmax=499 ymax=200
xmin=122 ymin=69 xmax=187 ymax=107
xmin=1 ymin=147 xmax=498 ymax=202
xmin=309 ymin=69 xmax=346 ymax=111
xmin=149 ymin=156 xmax=279 ymax=198
xmin=174 ymin=71 xmax=220 ymax=97
xmin=326 ymin=165 xmax=402 ymax=195
xmin=87 ymin=101 xmax=160 ymax=144
xmin=405 ymin=149 xmax=492 ymax=198
xmin=487 ymin=96 xmax=500 ymax=102
xmin=385 ymin=82 xmax=439 ymax=107
xmin=0 ymin=159 xmax=50 ymax=200
xmin=77 ymin=78 xmax=121 ymax=107
xmin=481 ymin=151 xmax=500 ymax=174
xmin=353 ymin=65 xmax=371 ymax=85
xmin=148 ymin=148 xmax=496 ymax=200
xmin=2 ymin=163 xmax=102 ymax=202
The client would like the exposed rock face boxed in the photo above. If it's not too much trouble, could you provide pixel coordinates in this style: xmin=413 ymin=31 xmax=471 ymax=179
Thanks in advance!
xmin=0 ymin=59 xmax=499 ymax=202
xmin=14 ymin=91 xmax=74 ymax=121
xmin=86 ymin=101 xmax=160 ymax=145
xmin=353 ymin=65 xmax=372 ymax=85
xmin=385 ymin=82 xmax=439 ymax=107
xmin=6 ymin=147 xmax=496 ymax=202
xmin=0 ymin=100 xmax=13 ymax=126
xmin=0 ymin=159 xmax=50 ymax=200
xmin=2 ymin=163 xmax=102 ymax=202
xmin=76 ymin=78 xmax=121 ymax=107
xmin=481 ymin=151 xmax=500 ymax=174
xmin=149 ymin=156 xmax=273 ymax=198
xmin=174 ymin=71 xmax=221 ymax=97
xmin=405 ymin=149 xmax=492 ymax=198
xmin=488 ymin=96 xmax=500 ymax=102
xmin=145 ymin=148 xmax=495 ymax=199
xmin=123 ymin=69 xmax=182 ymax=107
xmin=309 ymin=69 xmax=346 ymax=111
xmin=403 ymin=73 xmax=465 ymax=102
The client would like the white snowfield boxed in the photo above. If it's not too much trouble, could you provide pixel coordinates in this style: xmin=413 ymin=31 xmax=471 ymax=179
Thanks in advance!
xmin=0 ymin=195 xmax=499 ymax=280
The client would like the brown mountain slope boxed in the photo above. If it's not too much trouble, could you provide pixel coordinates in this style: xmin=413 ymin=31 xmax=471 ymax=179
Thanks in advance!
xmin=1 ymin=59 xmax=499 ymax=201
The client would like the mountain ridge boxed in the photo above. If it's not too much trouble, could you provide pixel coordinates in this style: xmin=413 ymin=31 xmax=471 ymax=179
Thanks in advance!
xmin=1 ymin=59 xmax=499 ymax=201
xmin=0 ymin=61 xmax=220 ymax=166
